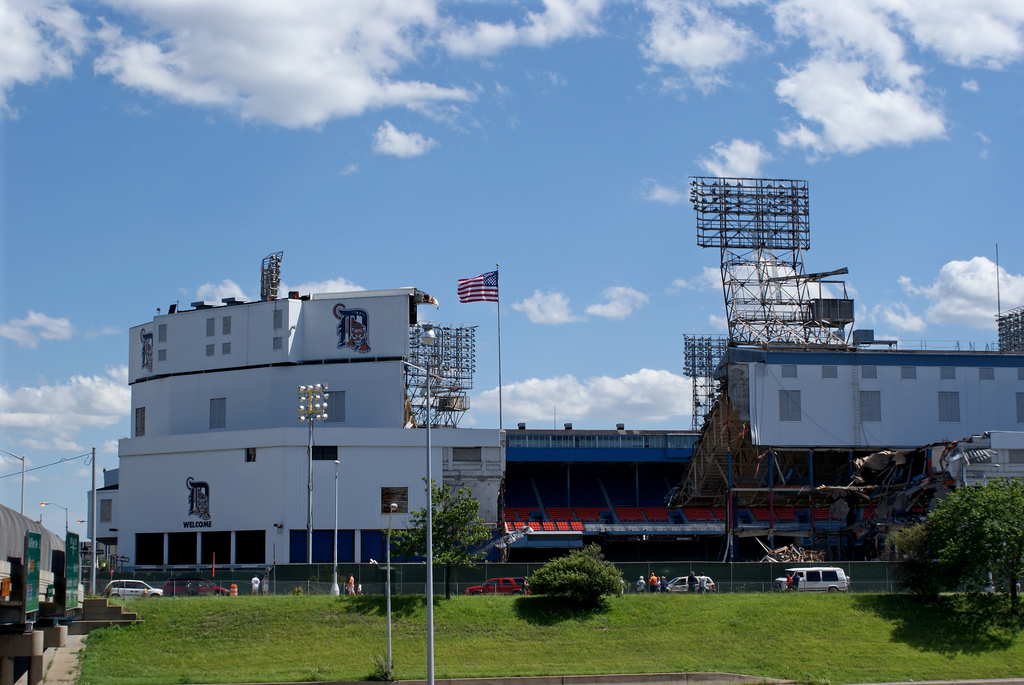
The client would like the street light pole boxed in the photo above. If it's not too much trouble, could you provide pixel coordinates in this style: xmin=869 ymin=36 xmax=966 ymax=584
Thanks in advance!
xmin=386 ymin=501 xmax=397 ymax=674
xmin=41 ymin=502 xmax=69 ymax=537
xmin=421 ymin=325 xmax=436 ymax=685
xmin=331 ymin=459 xmax=340 ymax=596
xmin=298 ymin=384 xmax=329 ymax=566
xmin=0 ymin=448 xmax=26 ymax=516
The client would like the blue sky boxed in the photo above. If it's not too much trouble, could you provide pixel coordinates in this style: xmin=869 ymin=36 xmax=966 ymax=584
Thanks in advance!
xmin=2 ymin=0 xmax=1024 ymax=533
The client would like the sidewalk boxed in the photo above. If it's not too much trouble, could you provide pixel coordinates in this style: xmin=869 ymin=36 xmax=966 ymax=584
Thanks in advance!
xmin=39 ymin=634 xmax=86 ymax=685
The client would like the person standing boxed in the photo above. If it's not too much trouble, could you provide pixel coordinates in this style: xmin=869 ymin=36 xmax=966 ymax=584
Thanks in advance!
xmin=345 ymin=574 xmax=356 ymax=595
xmin=687 ymin=572 xmax=697 ymax=593
xmin=659 ymin=576 xmax=668 ymax=593
xmin=636 ymin=575 xmax=646 ymax=593
xmin=262 ymin=573 xmax=269 ymax=595
xmin=649 ymin=572 xmax=658 ymax=592
xmin=251 ymin=574 xmax=260 ymax=595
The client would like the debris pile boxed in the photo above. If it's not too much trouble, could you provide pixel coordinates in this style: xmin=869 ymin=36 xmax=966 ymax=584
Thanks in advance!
xmin=756 ymin=539 xmax=825 ymax=563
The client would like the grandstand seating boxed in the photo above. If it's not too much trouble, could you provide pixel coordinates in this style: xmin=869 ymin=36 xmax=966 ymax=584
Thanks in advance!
xmin=710 ymin=507 xmax=726 ymax=520
xmin=615 ymin=507 xmax=646 ymax=521
xmin=811 ymin=508 xmax=829 ymax=520
xmin=573 ymin=507 xmax=603 ymax=522
xmin=751 ymin=507 xmax=770 ymax=521
xmin=643 ymin=507 xmax=669 ymax=522
xmin=683 ymin=508 xmax=714 ymax=521
xmin=774 ymin=507 xmax=796 ymax=521
xmin=545 ymin=507 xmax=575 ymax=521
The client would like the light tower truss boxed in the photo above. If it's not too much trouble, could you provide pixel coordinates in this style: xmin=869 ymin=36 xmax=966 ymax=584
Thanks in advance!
xmin=998 ymin=305 xmax=1024 ymax=352
xmin=683 ymin=334 xmax=728 ymax=430
xmin=260 ymin=251 xmax=283 ymax=301
xmin=690 ymin=177 xmax=853 ymax=347
xmin=406 ymin=323 xmax=477 ymax=428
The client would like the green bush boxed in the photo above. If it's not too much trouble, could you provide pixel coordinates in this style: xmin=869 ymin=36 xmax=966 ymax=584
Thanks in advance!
xmin=528 ymin=544 xmax=623 ymax=605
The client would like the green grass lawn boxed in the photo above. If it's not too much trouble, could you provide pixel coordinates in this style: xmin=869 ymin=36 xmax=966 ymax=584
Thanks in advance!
xmin=80 ymin=592 xmax=1024 ymax=685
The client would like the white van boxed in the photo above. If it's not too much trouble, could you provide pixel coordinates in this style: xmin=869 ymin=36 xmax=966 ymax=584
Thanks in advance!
xmin=775 ymin=567 xmax=850 ymax=593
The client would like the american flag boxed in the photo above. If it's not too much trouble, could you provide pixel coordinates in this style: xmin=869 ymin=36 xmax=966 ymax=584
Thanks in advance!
xmin=458 ymin=270 xmax=499 ymax=303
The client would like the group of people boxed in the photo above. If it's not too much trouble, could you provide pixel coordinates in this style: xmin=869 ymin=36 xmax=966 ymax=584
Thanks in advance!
xmin=784 ymin=573 xmax=800 ymax=591
xmin=250 ymin=573 xmax=270 ymax=595
xmin=635 ymin=571 xmax=710 ymax=594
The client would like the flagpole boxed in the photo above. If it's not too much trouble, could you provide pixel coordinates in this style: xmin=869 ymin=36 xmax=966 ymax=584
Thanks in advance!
xmin=496 ymin=262 xmax=503 ymax=432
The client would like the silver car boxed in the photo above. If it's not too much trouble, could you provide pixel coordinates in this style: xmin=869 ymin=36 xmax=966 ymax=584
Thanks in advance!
xmin=104 ymin=579 xmax=163 ymax=597
xmin=665 ymin=575 xmax=716 ymax=593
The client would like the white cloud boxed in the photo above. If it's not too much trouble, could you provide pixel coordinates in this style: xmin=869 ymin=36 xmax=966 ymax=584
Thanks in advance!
xmin=669 ymin=267 xmax=721 ymax=293
xmin=899 ymin=256 xmax=1024 ymax=328
xmin=775 ymin=58 xmax=945 ymax=157
xmin=884 ymin=0 xmax=1024 ymax=69
xmin=83 ymin=326 xmax=121 ymax=340
xmin=961 ymin=79 xmax=980 ymax=91
xmin=91 ymin=1 xmax=473 ymax=128
xmin=0 ymin=366 xmax=130 ymax=444
xmin=0 ymin=0 xmax=88 ymax=116
xmin=372 ymin=121 xmax=438 ymax=157
xmin=0 ymin=311 xmax=75 ymax=348
xmin=282 ymin=277 xmax=365 ymax=295
xmin=195 ymin=279 xmax=251 ymax=303
xmin=697 ymin=139 xmax=772 ymax=177
xmin=708 ymin=314 xmax=728 ymax=331
xmin=512 ymin=291 xmax=584 ymax=324
xmin=441 ymin=0 xmax=606 ymax=58
xmin=340 ymin=164 xmax=359 ymax=176
xmin=473 ymin=369 xmax=691 ymax=426
xmin=585 ymin=287 xmax=649 ymax=319
xmin=864 ymin=301 xmax=927 ymax=333
xmin=977 ymin=132 xmax=991 ymax=144
xmin=642 ymin=0 xmax=760 ymax=93
xmin=641 ymin=179 xmax=684 ymax=204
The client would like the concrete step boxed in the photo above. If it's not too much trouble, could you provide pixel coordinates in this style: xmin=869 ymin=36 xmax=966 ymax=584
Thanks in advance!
xmin=68 ymin=619 xmax=143 ymax=635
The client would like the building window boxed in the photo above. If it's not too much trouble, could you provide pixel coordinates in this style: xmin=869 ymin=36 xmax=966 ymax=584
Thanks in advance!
xmin=860 ymin=390 xmax=881 ymax=422
xmin=222 ymin=342 xmax=231 ymax=355
xmin=1019 ymin=368 xmax=1024 ymax=381
xmin=325 ymin=391 xmax=345 ymax=423
xmin=861 ymin=366 xmax=877 ymax=379
xmin=134 ymin=407 xmax=145 ymax=437
xmin=381 ymin=486 xmax=408 ymax=513
xmin=938 ymin=391 xmax=960 ymax=423
xmin=100 ymin=499 xmax=112 ymax=523
xmin=940 ymin=366 xmax=955 ymax=380
xmin=246 ymin=448 xmax=257 ymax=463
xmin=821 ymin=365 xmax=837 ymax=379
xmin=210 ymin=398 xmax=226 ymax=429
xmin=205 ymin=344 xmax=214 ymax=357
xmin=1018 ymin=393 xmax=1024 ymax=423
xmin=273 ymin=336 xmax=283 ymax=350
xmin=454 ymin=447 xmax=482 ymax=462
xmin=273 ymin=310 xmax=283 ymax=330
xmin=207 ymin=318 xmax=215 ymax=337
xmin=781 ymin=365 xmax=797 ymax=379
xmin=979 ymin=367 xmax=995 ymax=381
xmin=157 ymin=349 xmax=167 ymax=362
xmin=1009 ymin=449 xmax=1024 ymax=464
xmin=312 ymin=446 xmax=338 ymax=461
xmin=223 ymin=316 xmax=231 ymax=335
xmin=779 ymin=390 xmax=801 ymax=422
xmin=158 ymin=323 xmax=167 ymax=343
xmin=901 ymin=366 xmax=916 ymax=380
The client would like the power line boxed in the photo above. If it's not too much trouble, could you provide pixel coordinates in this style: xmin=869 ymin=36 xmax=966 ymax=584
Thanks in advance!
xmin=0 ymin=452 xmax=91 ymax=480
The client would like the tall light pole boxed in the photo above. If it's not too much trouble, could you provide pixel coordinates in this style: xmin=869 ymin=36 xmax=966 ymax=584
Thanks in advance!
xmin=421 ymin=324 xmax=436 ymax=685
xmin=386 ymin=501 xmax=397 ymax=674
xmin=0 ymin=448 xmax=26 ymax=515
xmin=331 ymin=459 xmax=340 ymax=596
xmin=298 ymin=384 xmax=329 ymax=566
xmin=41 ymin=502 xmax=68 ymax=537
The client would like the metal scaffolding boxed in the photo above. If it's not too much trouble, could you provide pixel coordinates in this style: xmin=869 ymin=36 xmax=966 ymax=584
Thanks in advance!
xmin=998 ymin=305 xmax=1024 ymax=352
xmin=260 ymin=251 xmax=283 ymax=301
xmin=690 ymin=177 xmax=853 ymax=347
xmin=406 ymin=323 xmax=477 ymax=428
xmin=683 ymin=334 xmax=728 ymax=430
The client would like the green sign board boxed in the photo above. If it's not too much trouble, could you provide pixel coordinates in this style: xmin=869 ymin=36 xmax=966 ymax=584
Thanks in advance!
xmin=24 ymin=531 xmax=41 ymax=616
xmin=65 ymin=532 xmax=80 ymax=610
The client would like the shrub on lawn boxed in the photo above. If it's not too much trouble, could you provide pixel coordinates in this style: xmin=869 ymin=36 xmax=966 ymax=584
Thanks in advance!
xmin=528 ymin=544 xmax=623 ymax=605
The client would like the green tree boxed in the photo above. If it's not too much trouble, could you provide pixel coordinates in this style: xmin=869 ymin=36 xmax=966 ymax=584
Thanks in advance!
xmin=887 ymin=522 xmax=948 ymax=600
xmin=527 ymin=544 xmax=623 ymax=605
xmin=928 ymin=478 xmax=1024 ymax=613
xmin=392 ymin=479 xmax=492 ymax=599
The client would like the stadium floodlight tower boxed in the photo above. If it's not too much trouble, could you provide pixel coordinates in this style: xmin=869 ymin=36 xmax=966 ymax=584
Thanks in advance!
xmin=683 ymin=334 xmax=728 ymax=430
xmin=260 ymin=251 xmax=283 ymax=302
xmin=998 ymin=305 xmax=1024 ymax=352
xmin=406 ymin=323 xmax=477 ymax=428
xmin=689 ymin=177 xmax=853 ymax=347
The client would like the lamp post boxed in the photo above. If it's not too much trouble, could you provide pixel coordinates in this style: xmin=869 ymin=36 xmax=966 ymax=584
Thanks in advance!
xmin=41 ymin=502 xmax=68 ymax=537
xmin=331 ymin=459 xmax=340 ymax=596
xmin=0 ymin=448 xmax=26 ymax=515
xmin=421 ymin=324 xmax=436 ymax=685
xmin=386 ymin=501 xmax=397 ymax=674
xmin=298 ymin=383 xmax=329 ymax=566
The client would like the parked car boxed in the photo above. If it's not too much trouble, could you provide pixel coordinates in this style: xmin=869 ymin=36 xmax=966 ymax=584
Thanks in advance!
xmin=162 ymin=576 xmax=230 ymax=597
xmin=665 ymin=575 xmax=717 ymax=593
xmin=775 ymin=567 xmax=850 ymax=593
xmin=104 ymin=579 xmax=163 ymax=597
xmin=464 ymin=577 xmax=530 ymax=595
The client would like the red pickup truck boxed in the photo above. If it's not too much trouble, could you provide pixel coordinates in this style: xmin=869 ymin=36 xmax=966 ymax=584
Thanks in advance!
xmin=464 ymin=577 xmax=530 ymax=595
